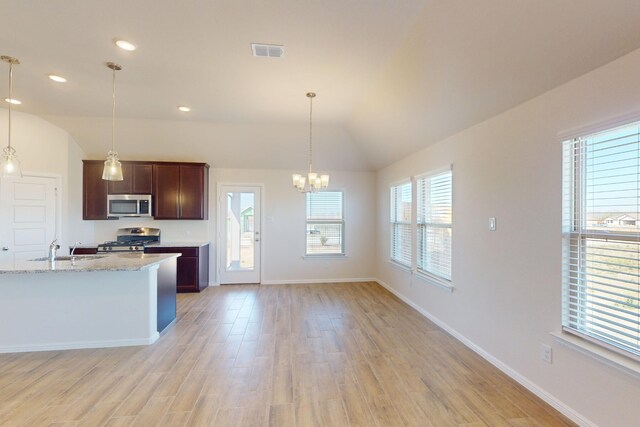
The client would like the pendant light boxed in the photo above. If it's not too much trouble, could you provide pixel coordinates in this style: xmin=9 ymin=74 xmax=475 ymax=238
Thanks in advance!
xmin=1 ymin=55 xmax=22 ymax=178
xmin=102 ymin=62 xmax=123 ymax=181
xmin=292 ymin=92 xmax=329 ymax=192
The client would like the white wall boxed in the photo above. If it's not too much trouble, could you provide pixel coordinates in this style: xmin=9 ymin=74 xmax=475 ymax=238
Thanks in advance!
xmin=375 ymin=49 xmax=640 ymax=425
xmin=0 ymin=109 xmax=93 ymax=253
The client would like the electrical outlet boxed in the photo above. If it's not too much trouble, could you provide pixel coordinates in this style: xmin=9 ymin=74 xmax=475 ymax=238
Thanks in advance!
xmin=489 ymin=217 xmax=496 ymax=231
xmin=540 ymin=343 xmax=552 ymax=363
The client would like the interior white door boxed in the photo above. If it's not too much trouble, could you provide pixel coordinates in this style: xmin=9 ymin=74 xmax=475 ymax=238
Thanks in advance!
xmin=0 ymin=175 xmax=57 ymax=267
xmin=219 ymin=185 xmax=261 ymax=284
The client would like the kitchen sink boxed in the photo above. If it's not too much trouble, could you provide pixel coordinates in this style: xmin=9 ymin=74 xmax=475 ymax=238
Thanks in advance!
xmin=30 ymin=255 xmax=106 ymax=262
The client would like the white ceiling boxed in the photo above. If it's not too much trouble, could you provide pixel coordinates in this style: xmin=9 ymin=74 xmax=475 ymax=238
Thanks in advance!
xmin=0 ymin=0 xmax=425 ymax=124
xmin=3 ymin=0 xmax=640 ymax=170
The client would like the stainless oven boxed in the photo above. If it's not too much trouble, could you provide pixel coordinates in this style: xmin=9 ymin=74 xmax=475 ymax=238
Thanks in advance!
xmin=107 ymin=194 xmax=152 ymax=217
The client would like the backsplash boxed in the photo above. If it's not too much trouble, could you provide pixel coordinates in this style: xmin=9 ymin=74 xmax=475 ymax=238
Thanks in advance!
xmin=93 ymin=218 xmax=211 ymax=243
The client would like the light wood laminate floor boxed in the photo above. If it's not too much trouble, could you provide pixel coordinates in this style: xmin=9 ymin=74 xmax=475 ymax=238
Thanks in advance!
xmin=0 ymin=282 xmax=575 ymax=426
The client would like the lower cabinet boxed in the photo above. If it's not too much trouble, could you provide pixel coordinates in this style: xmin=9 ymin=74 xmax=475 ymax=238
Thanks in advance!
xmin=68 ymin=244 xmax=209 ymax=293
xmin=144 ymin=244 xmax=209 ymax=293
xmin=70 ymin=247 xmax=98 ymax=255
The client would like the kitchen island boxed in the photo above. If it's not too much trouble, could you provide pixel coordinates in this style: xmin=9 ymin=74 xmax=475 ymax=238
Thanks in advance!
xmin=0 ymin=253 xmax=179 ymax=353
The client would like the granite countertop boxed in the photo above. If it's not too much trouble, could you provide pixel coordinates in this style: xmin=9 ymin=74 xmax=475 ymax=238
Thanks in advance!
xmin=0 ymin=253 xmax=181 ymax=274
xmin=145 ymin=241 xmax=209 ymax=248
xmin=70 ymin=242 xmax=209 ymax=249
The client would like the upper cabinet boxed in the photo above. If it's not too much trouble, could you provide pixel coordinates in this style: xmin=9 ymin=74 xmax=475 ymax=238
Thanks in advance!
xmin=83 ymin=161 xmax=109 ymax=220
xmin=108 ymin=162 xmax=153 ymax=195
xmin=153 ymin=164 xmax=180 ymax=219
xmin=82 ymin=160 xmax=208 ymax=220
xmin=153 ymin=163 xmax=209 ymax=220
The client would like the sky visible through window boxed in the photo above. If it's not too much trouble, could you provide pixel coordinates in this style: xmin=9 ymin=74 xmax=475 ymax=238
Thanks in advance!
xmin=583 ymin=122 xmax=640 ymax=227
xmin=307 ymin=191 xmax=343 ymax=219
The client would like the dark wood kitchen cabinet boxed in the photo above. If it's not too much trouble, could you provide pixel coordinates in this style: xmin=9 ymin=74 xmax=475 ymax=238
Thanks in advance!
xmin=153 ymin=164 xmax=180 ymax=218
xmin=153 ymin=163 xmax=209 ymax=220
xmin=145 ymin=244 xmax=209 ymax=293
xmin=82 ymin=160 xmax=208 ymax=220
xmin=83 ymin=160 xmax=109 ymax=220
xmin=108 ymin=162 xmax=153 ymax=194
xmin=69 ymin=247 xmax=98 ymax=255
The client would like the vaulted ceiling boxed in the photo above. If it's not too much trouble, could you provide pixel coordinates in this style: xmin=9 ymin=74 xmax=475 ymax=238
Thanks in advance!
xmin=3 ymin=0 xmax=640 ymax=170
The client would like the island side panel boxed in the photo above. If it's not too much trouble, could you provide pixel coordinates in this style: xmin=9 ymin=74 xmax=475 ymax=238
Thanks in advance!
xmin=156 ymin=256 xmax=177 ymax=332
xmin=0 ymin=268 xmax=159 ymax=353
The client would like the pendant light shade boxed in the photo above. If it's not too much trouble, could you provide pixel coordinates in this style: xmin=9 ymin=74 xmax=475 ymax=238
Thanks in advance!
xmin=292 ymin=92 xmax=329 ymax=193
xmin=1 ymin=55 xmax=22 ymax=178
xmin=102 ymin=62 xmax=123 ymax=181
xmin=102 ymin=150 xmax=123 ymax=181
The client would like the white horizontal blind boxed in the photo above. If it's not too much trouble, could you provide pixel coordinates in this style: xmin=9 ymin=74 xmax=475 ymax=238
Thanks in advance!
xmin=306 ymin=191 xmax=344 ymax=255
xmin=417 ymin=170 xmax=452 ymax=281
xmin=390 ymin=182 xmax=412 ymax=266
xmin=562 ymin=121 xmax=640 ymax=359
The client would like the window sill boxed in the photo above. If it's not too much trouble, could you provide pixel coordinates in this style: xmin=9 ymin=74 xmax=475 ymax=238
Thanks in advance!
xmin=413 ymin=271 xmax=454 ymax=292
xmin=303 ymin=254 xmax=347 ymax=260
xmin=550 ymin=331 xmax=640 ymax=379
xmin=388 ymin=259 xmax=412 ymax=272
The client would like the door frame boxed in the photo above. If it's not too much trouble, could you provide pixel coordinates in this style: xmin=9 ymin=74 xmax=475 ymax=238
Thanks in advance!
xmin=0 ymin=172 xmax=63 ymax=258
xmin=216 ymin=183 xmax=264 ymax=284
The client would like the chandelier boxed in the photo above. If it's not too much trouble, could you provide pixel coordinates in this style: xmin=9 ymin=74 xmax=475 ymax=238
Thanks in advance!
xmin=292 ymin=92 xmax=329 ymax=192
xmin=102 ymin=62 xmax=124 ymax=181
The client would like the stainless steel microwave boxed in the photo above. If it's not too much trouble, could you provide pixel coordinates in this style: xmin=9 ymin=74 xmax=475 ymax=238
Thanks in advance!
xmin=107 ymin=194 xmax=152 ymax=217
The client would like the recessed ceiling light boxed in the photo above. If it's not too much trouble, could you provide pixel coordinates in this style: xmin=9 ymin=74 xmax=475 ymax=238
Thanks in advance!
xmin=177 ymin=106 xmax=191 ymax=112
xmin=4 ymin=98 xmax=21 ymax=105
xmin=48 ymin=75 xmax=67 ymax=83
xmin=115 ymin=39 xmax=137 ymax=51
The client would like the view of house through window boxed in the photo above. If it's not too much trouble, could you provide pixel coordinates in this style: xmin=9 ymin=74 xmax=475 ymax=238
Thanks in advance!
xmin=226 ymin=192 xmax=255 ymax=270
xmin=306 ymin=191 xmax=344 ymax=255
xmin=562 ymin=121 xmax=640 ymax=358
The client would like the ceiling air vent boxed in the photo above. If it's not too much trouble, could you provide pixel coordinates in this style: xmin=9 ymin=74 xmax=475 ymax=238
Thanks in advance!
xmin=251 ymin=43 xmax=284 ymax=58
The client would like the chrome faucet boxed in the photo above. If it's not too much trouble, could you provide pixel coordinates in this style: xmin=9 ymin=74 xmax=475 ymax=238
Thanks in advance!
xmin=48 ymin=239 xmax=60 ymax=262
xmin=70 ymin=242 xmax=82 ymax=264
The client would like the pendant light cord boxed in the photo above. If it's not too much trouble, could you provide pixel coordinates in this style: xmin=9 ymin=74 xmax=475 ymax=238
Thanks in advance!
xmin=308 ymin=94 xmax=313 ymax=173
xmin=111 ymin=66 xmax=116 ymax=153
xmin=7 ymin=61 xmax=12 ymax=151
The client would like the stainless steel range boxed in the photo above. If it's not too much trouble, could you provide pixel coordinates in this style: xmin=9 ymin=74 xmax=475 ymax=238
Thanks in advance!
xmin=97 ymin=227 xmax=161 ymax=253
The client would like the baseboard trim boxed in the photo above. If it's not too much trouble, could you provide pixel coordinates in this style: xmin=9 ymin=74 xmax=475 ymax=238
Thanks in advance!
xmin=260 ymin=277 xmax=376 ymax=285
xmin=374 ymin=278 xmax=594 ymax=427
xmin=0 ymin=333 xmax=160 ymax=354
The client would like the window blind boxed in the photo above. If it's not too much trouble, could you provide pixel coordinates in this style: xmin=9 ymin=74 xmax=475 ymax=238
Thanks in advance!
xmin=390 ymin=182 xmax=412 ymax=266
xmin=306 ymin=191 xmax=344 ymax=255
xmin=417 ymin=170 xmax=452 ymax=281
xmin=562 ymin=121 xmax=640 ymax=359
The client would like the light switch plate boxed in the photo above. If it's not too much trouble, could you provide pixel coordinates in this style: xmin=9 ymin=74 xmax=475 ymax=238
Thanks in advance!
xmin=489 ymin=217 xmax=496 ymax=231
xmin=540 ymin=343 xmax=553 ymax=363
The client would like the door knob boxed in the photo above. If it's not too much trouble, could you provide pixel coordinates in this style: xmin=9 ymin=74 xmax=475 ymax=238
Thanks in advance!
xmin=255 ymin=239 xmax=260 ymax=242
xmin=1 ymin=247 xmax=8 ymax=251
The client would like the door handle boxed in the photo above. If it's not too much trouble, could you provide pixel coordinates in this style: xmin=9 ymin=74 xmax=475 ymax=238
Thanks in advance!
xmin=1 ymin=247 xmax=8 ymax=251
xmin=255 ymin=239 xmax=260 ymax=242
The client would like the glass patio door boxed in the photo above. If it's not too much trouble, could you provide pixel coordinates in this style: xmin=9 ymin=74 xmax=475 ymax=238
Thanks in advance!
xmin=219 ymin=185 xmax=261 ymax=284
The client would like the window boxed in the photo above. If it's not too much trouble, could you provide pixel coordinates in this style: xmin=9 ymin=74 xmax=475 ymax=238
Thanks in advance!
xmin=306 ymin=191 xmax=344 ymax=255
xmin=417 ymin=169 xmax=452 ymax=282
xmin=562 ymin=121 xmax=640 ymax=359
xmin=390 ymin=181 xmax=412 ymax=267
